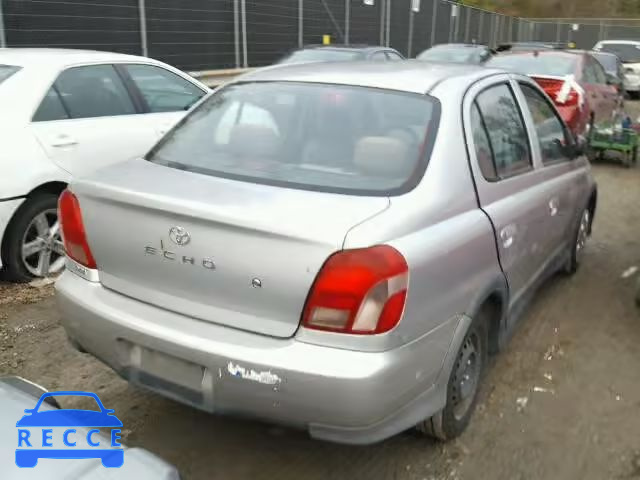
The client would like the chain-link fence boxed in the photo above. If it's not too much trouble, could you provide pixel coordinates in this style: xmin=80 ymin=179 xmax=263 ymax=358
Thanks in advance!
xmin=1 ymin=0 xmax=640 ymax=72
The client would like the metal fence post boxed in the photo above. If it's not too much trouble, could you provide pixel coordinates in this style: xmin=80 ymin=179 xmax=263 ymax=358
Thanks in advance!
xmin=598 ymin=20 xmax=604 ymax=42
xmin=298 ymin=0 xmax=303 ymax=47
xmin=478 ymin=11 xmax=484 ymax=44
xmin=407 ymin=9 xmax=414 ymax=58
xmin=138 ymin=0 xmax=148 ymax=56
xmin=234 ymin=0 xmax=240 ymax=67
xmin=0 ymin=0 xmax=5 ymax=48
xmin=464 ymin=7 xmax=471 ymax=43
xmin=241 ymin=0 xmax=248 ymax=67
xmin=430 ymin=0 xmax=438 ymax=47
xmin=385 ymin=0 xmax=391 ymax=47
xmin=345 ymin=0 xmax=350 ymax=44
xmin=379 ymin=0 xmax=386 ymax=45
xmin=555 ymin=20 xmax=561 ymax=42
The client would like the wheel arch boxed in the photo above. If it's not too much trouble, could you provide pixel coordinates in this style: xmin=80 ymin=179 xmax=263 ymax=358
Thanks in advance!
xmin=587 ymin=187 xmax=597 ymax=235
xmin=465 ymin=275 xmax=509 ymax=354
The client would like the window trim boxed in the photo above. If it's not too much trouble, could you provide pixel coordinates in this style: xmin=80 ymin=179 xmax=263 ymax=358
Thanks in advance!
xmin=471 ymin=81 xmax=534 ymax=182
xmin=517 ymin=80 xmax=573 ymax=167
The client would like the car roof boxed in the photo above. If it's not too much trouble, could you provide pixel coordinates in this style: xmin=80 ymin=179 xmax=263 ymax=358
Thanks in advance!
xmin=430 ymin=43 xmax=487 ymax=49
xmin=0 ymin=48 xmax=147 ymax=68
xmin=497 ymin=49 xmax=582 ymax=59
xmin=596 ymin=40 xmax=640 ymax=45
xmin=236 ymin=60 xmax=501 ymax=94
xmin=299 ymin=44 xmax=390 ymax=52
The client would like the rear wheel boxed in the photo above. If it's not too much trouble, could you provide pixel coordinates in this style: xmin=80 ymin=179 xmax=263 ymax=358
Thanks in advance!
xmin=564 ymin=208 xmax=590 ymax=275
xmin=1 ymin=194 xmax=65 ymax=282
xmin=417 ymin=309 xmax=489 ymax=441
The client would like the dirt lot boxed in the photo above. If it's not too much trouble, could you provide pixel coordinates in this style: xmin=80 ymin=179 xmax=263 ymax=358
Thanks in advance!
xmin=2 ymin=162 xmax=640 ymax=479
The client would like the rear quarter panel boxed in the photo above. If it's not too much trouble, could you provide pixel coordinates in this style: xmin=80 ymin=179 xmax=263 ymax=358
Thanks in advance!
xmin=342 ymin=77 xmax=506 ymax=351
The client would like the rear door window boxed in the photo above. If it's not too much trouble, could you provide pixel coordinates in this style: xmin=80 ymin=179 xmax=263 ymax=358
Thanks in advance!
xmin=0 ymin=65 xmax=20 ymax=84
xmin=519 ymin=83 xmax=570 ymax=165
xmin=33 ymin=87 xmax=70 ymax=122
xmin=123 ymin=64 xmax=205 ymax=112
xmin=148 ymin=82 xmax=440 ymax=196
xmin=53 ymin=65 xmax=136 ymax=119
xmin=474 ymin=84 xmax=532 ymax=179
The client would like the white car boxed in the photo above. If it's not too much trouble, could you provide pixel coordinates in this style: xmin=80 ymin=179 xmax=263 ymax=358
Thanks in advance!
xmin=593 ymin=40 xmax=640 ymax=97
xmin=0 ymin=49 xmax=209 ymax=282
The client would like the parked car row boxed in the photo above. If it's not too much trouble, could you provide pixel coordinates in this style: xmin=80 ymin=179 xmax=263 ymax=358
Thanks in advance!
xmin=42 ymin=48 xmax=597 ymax=446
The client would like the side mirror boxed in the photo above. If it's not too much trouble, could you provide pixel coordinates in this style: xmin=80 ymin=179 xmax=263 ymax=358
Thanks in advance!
xmin=572 ymin=135 xmax=588 ymax=158
xmin=606 ymin=73 xmax=621 ymax=86
xmin=557 ymin=136 xmax=587 ymax=159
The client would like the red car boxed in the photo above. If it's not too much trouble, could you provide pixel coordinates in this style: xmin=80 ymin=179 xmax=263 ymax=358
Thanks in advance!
xmin=487 ymin=50 xmax=621 ymax=138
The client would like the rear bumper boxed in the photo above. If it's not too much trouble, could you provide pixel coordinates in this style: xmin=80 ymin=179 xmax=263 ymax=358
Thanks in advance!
xmin=0 ymin=197 xmax=25 ymax=269
xmin=56 ymin=271 xmax=464 ymax=445
xmin=624 ymin=74 xmax=640 ymax=92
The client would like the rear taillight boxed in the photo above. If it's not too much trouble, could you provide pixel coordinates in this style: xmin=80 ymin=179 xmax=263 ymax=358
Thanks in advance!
xmin=533 ymin=77 xmax=581 ymax=107
xmin=58 ymin=190 xmax=96 ymax=269
xmin=302 ymin=245 xmax=408 ymax=335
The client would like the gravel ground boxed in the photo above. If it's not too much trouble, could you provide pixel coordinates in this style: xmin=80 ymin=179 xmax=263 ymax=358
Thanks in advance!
xmin=2 ymin=121 xmax=640 ymax=478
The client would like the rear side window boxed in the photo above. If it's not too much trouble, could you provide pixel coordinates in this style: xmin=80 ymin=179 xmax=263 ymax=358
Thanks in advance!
xmin=148 ymin=82 xmax=440 ymax=196
xmin=54 ymin=65 xmax=136 ymax=119
xmin=0 ymin=65 xmax=20 ymax=84
xmin=473 ymin=84 xmax=532 ymax=179
xmin=124 ymin=64 xmax=205 ymax=112
xmin=33 ymin=87 xmax=69 ymax=122
xmin=520 ymin=83 xmax=570 ymax=165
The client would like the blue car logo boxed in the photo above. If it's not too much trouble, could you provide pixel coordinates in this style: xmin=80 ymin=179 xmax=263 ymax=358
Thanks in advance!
xmin=16 ymin=391 xmax=124 ymax=468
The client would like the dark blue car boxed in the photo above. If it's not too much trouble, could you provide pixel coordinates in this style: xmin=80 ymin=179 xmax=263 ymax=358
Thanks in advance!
xmin=16 ymin=391 xmax=124 ymax=468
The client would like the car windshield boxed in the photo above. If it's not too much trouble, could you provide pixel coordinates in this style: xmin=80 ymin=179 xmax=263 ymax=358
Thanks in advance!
xmin=417 ymin=47 xmax=478 ymax=63
xmin=598 ymin=43 xmax=640 ymax=63
xmin=148 ymin=82 xmax=439 ymax=195
xmin=592 ymin=53 xmax=618 ymax=72
xmin=487 ymin=54 xmax=577 ymax=76
xmin=0 ymin=65 xmax=21 ymax=84
xmin=279 ymin=49 xmax=363 ymax=64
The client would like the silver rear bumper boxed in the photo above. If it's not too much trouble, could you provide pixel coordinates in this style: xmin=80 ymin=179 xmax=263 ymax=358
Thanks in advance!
xmin=56 ymin=271 xmax=464 ymax=444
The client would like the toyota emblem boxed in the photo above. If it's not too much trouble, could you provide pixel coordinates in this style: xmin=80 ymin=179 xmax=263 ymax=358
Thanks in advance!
xmin=168 ymin=226 xmax=191 ymax=246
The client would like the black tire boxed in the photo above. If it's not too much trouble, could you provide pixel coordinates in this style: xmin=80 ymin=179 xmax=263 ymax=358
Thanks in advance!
xmin=417 ymin=309 xmax=489 ymax=441
xmin=1 ymin=193 xmax=61 ymax=283
xmin=564 ymin=207 xmax=590 ymax=276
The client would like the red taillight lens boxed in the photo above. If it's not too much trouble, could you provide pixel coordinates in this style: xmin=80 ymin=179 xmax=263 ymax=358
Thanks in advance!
xmin=58 ymin=190 xmax=96 ymax=269
xmin=302 ymin=246 xmax=408 ymax=335
xmin=533 ymin=77 xmax=580 ymax=106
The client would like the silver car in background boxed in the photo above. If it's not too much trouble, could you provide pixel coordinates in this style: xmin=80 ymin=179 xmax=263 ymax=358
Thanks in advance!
xmin=56 ymin=62 xmax=596 ymax=444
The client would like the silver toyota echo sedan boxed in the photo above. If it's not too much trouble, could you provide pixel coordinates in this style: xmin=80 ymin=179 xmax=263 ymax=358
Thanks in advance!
xmin=56 ymin=61 xmax=596 ymax=444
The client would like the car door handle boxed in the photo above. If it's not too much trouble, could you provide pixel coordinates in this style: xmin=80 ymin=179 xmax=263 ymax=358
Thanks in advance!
xmin=500 ymin=225 xmax=516 ymax=249
xmin=549 ymin=198 xmax=559 ymax=217
xmin=50 ymin=135 xmax=78 ymax=147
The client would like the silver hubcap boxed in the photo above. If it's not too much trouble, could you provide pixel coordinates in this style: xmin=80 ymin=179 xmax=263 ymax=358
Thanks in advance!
xmin=451 ymin=332 xmax=481 ymax=421
xmin=21 ymin=209 xmax=65 ymax=278
xmin=575 ymin=209 xmax=590 ymax=264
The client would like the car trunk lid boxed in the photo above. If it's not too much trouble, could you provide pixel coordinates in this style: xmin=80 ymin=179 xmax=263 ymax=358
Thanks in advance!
xmin=72 ymin=159 xmax=389 ymax=338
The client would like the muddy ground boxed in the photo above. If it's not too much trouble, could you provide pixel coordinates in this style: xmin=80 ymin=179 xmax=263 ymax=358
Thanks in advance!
xmin=2 ymin=153 xmax=640 ymax=478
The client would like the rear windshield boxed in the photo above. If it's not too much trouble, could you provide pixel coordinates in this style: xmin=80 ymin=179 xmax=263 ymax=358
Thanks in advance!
xmin=597 ymin=43 xmax=640 ymax=64
xmin=417 ymin=47 xmax=479 ymax=63
xmin=0 ymin=65 xmax=21 ymax=84
xmin=148 ymin=82 xmax=439 ymax=196
xmin=279 ymin=49 xmax=363 ymax=64
xmin=592 ymin=53 xmax=618 ymax=72
xmin=487 ymin=54 xmax=577 ymax=77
